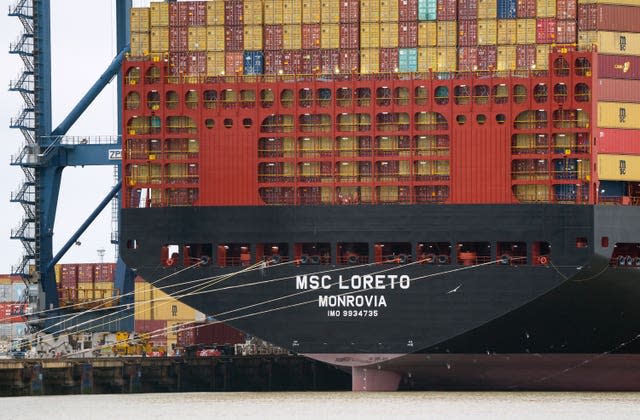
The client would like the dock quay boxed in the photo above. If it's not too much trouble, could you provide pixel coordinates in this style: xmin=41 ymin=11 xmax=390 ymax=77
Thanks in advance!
xmin=0 ymin=356 xmax=350 ymax=396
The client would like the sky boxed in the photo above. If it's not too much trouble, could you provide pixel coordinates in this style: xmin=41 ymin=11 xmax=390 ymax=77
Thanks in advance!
xmin=0 ymin=1 xmax=152 ymax=273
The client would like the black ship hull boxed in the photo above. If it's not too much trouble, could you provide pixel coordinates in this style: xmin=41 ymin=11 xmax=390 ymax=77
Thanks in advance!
xmin=121 ymin=204 xmax=640 ymax=390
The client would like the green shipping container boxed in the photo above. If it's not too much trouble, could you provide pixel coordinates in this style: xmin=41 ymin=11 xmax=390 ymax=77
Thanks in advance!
xmin=399 ymin=48 xmax=418 ymax=72
xmin=418 ymin=0 xmax=437 ymax=20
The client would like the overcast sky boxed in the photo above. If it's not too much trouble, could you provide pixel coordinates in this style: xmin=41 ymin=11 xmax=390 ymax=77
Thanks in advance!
xmin=0 ymin=1 xmax=152 ymax=273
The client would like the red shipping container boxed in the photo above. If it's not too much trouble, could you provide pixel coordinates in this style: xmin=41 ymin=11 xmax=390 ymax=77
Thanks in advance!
xmin=0 ymin=303 xmax=27 ymax=323
xmin=225 ymin=51 xmax=244 ymax=74
xmin=176 ymin=322 xmax=245 ymax=347
xmin=171 ymin=2 xmax=208 ymax=27
xmin=437 ymin=0 xmax=457 ymax=20
xmin=555 ymin=20 xmax=576 ymax=44
xmin=169 ymin=52 xmax=190 ymax=75
xmin=458 ymin=46 xmax=479 ymax=71
xmin=556 ymin=0 xmax=576 ymax=20
xmin=265 ymin=50 xmax=284 ymax=74
xmin=94 ymin=263 xmax=116 ymax=283
xmin=458 ymin=0 xmax=478 ymax=19
xmin=301 ymin=49 xmax=322 ymax=73
xmin=134 ymin=320 xmax=168 ymax=347
xmin=169 ymin=26 xmax=189 ymax=52
xmin=302 ymin=24 xmax=321 ymax=50
xmin=264 ymin=25 xmax=284 ymax=51
xmin=224 ymin=0 xmax=244 ymax=25
xmin=579 ymin=4 xmax=640 ymax=33
xmin=224 ymin=25 xmax=244 ymax=51
xmin=517 ymin=0 xmax=536 ymax=18
xmin=60 ymin=264 xmax=78 ymax=288
xmin=380 ymin=48 xmax=399 ymax=73
xmin=77 ymin=263 xmax=95 ymax=284
xmin=283 ymin=50 xmax=303 ymax=74
xmin=516 ymin=44 xmax=536 ymax=69
xmin=321 ymin=49 xmax=340 ymax=74
xmin=399 ymin=0 xmax=419 ymax=21
xmin=596 ymin=128 xmax=640 ymax=155
xmin=477 ymin=46 xmax=497 ymax=70
xmin=340 ymin=23 xmax=360 ymax=49
xmin=340 ymin=0 xmax=360 ymax=23
xmin=458 ymin=19 xmax=478 ymax=47
xmin=339 ymin=48 xmax=360 ymax=73
xmin=188 ymin=51 xmax=207 ymax=75
xmin=399 ymin=21 xmax=419 ymax=48
xmin=536 ymin=18 xmax=556 ymax=44
xmin=168 ymin=2 xmax=182 ymax=26
xmin=598 ymin=55 xmax=640 ymax=81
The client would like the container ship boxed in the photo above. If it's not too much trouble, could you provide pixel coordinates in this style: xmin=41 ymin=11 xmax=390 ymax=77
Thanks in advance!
xmin=120 ymin=0 xmax=640 ymax=390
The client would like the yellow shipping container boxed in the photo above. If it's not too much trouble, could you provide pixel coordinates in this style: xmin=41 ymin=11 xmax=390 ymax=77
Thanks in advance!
xmin=478 ymin=0 xmax=497 ymax=19
xmin=478 ymin=19 xmax=497 ymax=45
xmin=283 ymin=0 xmax=303 ymax=23
xmin=244 ymin=25 xmax=263 ymax=50
xmin=598 ymin=102 xmax=640 ymax=129
xmin=418 ymin=47 xmax=437 ymax=71
xmin=516 ymin=19 xmax=536 ymax=44
xmin=188 ymin=26 xmax=207 ymax=51
xmin=303 ymin=0 xmax=322 ymax=23
xmin=130 ymin=32 xmax=150 ymax=57
xmin=360 ymin=48 xmax=380 ymax=74
xmin=361 ymin=22 xmax=380 ymax=49
xmin=436 ymin=47 xmax=457 ymax=71
xmin=593 ymin=31 xmax=640 ymax=56
xmin=207 ymin=51 xmax=226 ymax=76
xmin=380 ymin=0 xmax=399 ymax=21
xmin=536 ymin=0 xmax=556 ymax=17
xmin=418 ymin=22 xmax=437 ymax=47
xmin=55 ymin=264 xmax=62 ymax=285
xmin=361 ymin=0 xmax=381 ymax=22
xmin=598 ymin=154 xmax=640 ymax=181
xmin=437 ymin=21 xmax=457 ymax=47
xmin=150 ymin=2 xmax=169 ymax=26
xmin=134 ymin=282 xmax=197 ymax=321
xmin=131 ymin=7 xmax=150 ymax=33
xmin=380 ymin=22 xmax=399 ymax=48
xmin=321 ymin=24 xmax=340 ymax=49
xmin=497 ymin=45 xmax=517 ymax=71
xmin=536 ymin=45 xmax=550 ymax=70
xmin=264 ymin=0 xmax=284 ymax=24
xmin=283 ymin=24 xmax=302 ymax=49
xmin=150 ymin=26 xmax=169 ymax=53
xmin=497 ymin=20 xmax=517 ymax=45
xmin=207 ymin=26 xmax=225 ymax=52
xmin=578 ymin=31 xmax=598 ymax=50
xmin=244 ymin=0 xmax=264 ymax=25
xmin=206 ymin=0 xmax=225 ymax=25
xmin=321 ymin=0 xmax=340 ymax=22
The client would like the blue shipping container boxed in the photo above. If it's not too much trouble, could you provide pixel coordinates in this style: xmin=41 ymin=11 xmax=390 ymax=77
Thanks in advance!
xmin=243 ymin=51 xmax=264 ymax=75
xmin=399 ymin=49 xmax=418 ymax=72
xmin=418 ymin=0 xmax=437 ymax=20
xmin=497 ymin=0 xmax=517 ymax=18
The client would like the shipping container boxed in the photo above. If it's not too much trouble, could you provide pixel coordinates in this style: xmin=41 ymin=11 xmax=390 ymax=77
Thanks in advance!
xmin=478 ymin=19 xmax=497 ymax=45
xmin=437 ymin=0 xmax=457 ymax=20
xmin=321 ymin=48 xmax=341 ymax=73
xmin=579 ymin=4 xmax=640 ymax=33
xmin=497 ymin=45 xmax=517 ymax=70
xmin=283 ymin=49 xmax=303 ymax=74
xmin=579 ymin=0 xmax=640 ymax=5
xmin=458 ymin=19 xmax=478 ymax=47
xmin=380 ymin=48 xmax=399 ymax=72
xmin=418 ymin=21 xmax=437 ymax=47
xmin=134 ymin=319 xmax=168 ymax=347
xmin=479 ymin=0 xmax=498 ymax=18
xmin=339 ymin=48 xmax=359 ymax=72
xmin=283 ymin=0 xmax=303 ymax=24
xmin=459 ymin=0 xmax=479 ymax=19
xmin=301 ymin=49 xmax=322 ymax=73
xmin=150 ymin=26 xmax=169 ymax=53
xmin=131 ymin=7 xmax=150 ymax=33
xmin=264 ymin=50 xmax=284 ymax=73
xmin=536 ymin=44 xmax=550 ymax=69
xmin=596 ymin=78 xmax=640 ymax=102
xmin=0 ymin=285 xmax=10 ymax=302
xmin=60 ymin=264 xmax=78 ymax=288
xmin=243 ymin=0 xmax=263 ymax=25
xmin=536 ymin=18 xmax=556 ymax=44
xmin=0 ymin=303 xmax=27 ymax=323
xmin=418 ymin=46 xmax=438 ymax=71
xmin=360 ymin=48 xmax=380 ymax=73
xmin=590 ymin=31 xmax=640 ymax=56
xmin=361 ymin=22 xmax=380 ymax=49
xmin=361 ymin=0 xmax=381 ymax=21
xmin=436 ymin=46 xmax=457 ymax=71
xmin=225 ymin=51 xmax=244 ymax=74
xmin=303 ymin=0 xmax=322 ymax=23
xmin=516 ymin=18 xmax=536 ymax=44
xmin=264 ymin=25 xmax=284 ymax=50
xmin=206 ymin=0 xmax=225 ymax=25
xmin=206 ymin=26 xmax=225 ymax=51
xmin=264 ymin=0 xmax=284 ymax=24
xmin=302 ymin=24 xmax=321 ymax=50
xmin=436 ymin=21 xmax=457 ymax=47
xmin=516 ymin=44 xmax=536 ymax=69
xmin=399 ymin=48 xmax=418 ymax=72
xmin=596 ymin=129 xmax=640 ymax=155
xmin=244 ymin=51 xmax=264 ymax=74
xmin=497 ymin=19 xmax=517 ymax=45
xmin=578 ymin=31 xmax=598 ymax=50
xmin=322 ymin=0 xmax=341 ymax=22
xmin=225 ymin=25 xmax=244 ymax=51
xmin=340 ymin=23 xmax=360 ymax=49
xmin=134 ymin=280 xmax=198 ymax=321
xmin=497 ymin=0 xmax=517 ymax=18
xmin=321 ymin=23 xmax=340 ymax=49
xmin=536 ymin=0 xmax=556 ymax=17
xmin=399 ymin=0 xmax=419 ymax=20
xmin=11 ymin=283 xmax=26 ymax=302
xmin=150 ymin=2 xmax=170 ymax=27
xmin=598 ymin=102 xmax=640 ymax=129
xmin=176 ymin=322 xmax=246 ymax=347
xmin=555 ymin=19 xmax=576 ymax=44
xmin=224 ymin=0 xmax=244 ymax=25
xmin=188 ymin=26 xmax=207 ymax=51
xmin=243 ymin=25 xmax=263 ymax=50
xmin=418 ymin=0 xmax=437 ymax=20
xmin=598 ymin=154 xmax=640 ymax=181
xmin=0 ymin=322 xmax=28 ymax=339
xmin=556 ymin=0 xmax=577 ymax=19
xmin=380 ymin=22 xmax=399 ymax=48
xmin=458 ymin=46 xmax=479 ymax=71
xmin=517 ymin=0 xmax=536 ymax=17
xmin=130 ymin=32 xmax=150 ymax=57
xmin=169 ymin=26 xmax=188 ymax=52
xmin=340 ymin=0 xmax=360 ymax=22
xmin=399 ymin=21 xmax=419 ymax=48
xmin=477 ymin=45 xmax=498 ymax=69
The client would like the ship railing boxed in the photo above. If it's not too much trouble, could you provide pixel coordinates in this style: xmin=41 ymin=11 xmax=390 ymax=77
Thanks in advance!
xmin=511 ymin=171 xmax=551 ymax=181
xmin=261 ymin=256 xmax=290 ymax=265
xmin=380 ymin=254 xmax=413 ymax=264
xmin=456 ymin=255 xmax=492 ymax=265
xmin=336 ymin=255 xmax=369 ymax=265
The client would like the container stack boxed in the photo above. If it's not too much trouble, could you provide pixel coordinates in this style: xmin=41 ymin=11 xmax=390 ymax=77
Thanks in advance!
xmin=130 ymin=0 xmax=592 ymax=74
xmin=57 ymin=263 xmax=118 ymax=308
xmin=581 ymin=0 xmax=640 ymax=203
xmin=0 ymin=276 xmax=28 ymax=343
xmin=134 ymin=276 xmax=206 ymax=349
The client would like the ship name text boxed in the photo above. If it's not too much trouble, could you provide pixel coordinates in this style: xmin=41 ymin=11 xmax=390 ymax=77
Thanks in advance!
xmin=295 ymin=274 xmax=411 ymax=290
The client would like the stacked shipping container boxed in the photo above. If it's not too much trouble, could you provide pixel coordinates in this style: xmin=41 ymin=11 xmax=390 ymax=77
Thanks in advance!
xmin=57 ymin=263 xmax=118 ymax=308
xmin=0 ymin=275 xmax=28 ymax=342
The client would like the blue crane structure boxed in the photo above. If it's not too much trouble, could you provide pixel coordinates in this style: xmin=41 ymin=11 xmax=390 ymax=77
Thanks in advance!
xmin=9 ymin=0 xmax=135 ymax=331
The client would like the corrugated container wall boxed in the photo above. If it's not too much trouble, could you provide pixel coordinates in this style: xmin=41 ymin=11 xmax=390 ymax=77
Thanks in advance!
xmin=596 ymin=79 xmax=640 ymax=102
xmin=497 ymin=0 xmax=517 ymax=18
xmin=479 ymin=0 xmax=498 ymax=18
xmin=596 ymin=129 xmax=640 ymax=155
xmin=579 ymin=4 xmax=640 ymax=33
xmin=598 ymin=54 xmax=640 ymax=80
xmin=598 ymin=155 xmax=640 ymax=181
xmin=517 ymin=0 xmax=536 ymax=17
xmin=597 ymin=102 xmax=640 ymax=129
